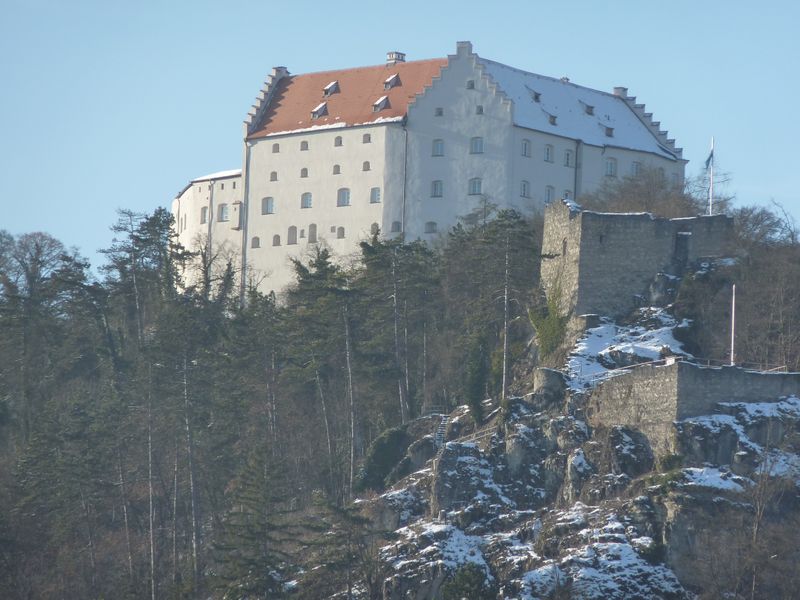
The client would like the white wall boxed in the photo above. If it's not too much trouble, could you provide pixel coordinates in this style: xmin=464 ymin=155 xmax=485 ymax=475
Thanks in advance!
xmin=173 ymin=174 xmax=244 ymax=287
xmin=404 ymin=44 xmax=514 ymax=240
xmin=244 ymin=124 xmax=399 ymax=294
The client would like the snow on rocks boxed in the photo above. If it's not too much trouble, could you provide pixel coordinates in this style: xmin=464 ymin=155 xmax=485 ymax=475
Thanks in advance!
xmin=680 ymin=467 xmax=752 ymax=492
xmin=567 ymin=307 xmax=690 ymax=391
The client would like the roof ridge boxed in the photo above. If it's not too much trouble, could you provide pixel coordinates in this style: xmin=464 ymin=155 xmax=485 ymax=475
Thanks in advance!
xmin=477 ymin=56 xmax=622 ymax=100
xmin=286 ymin=57 xmax=447 ymax=79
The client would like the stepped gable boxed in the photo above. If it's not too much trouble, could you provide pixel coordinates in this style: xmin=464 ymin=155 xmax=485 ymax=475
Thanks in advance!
xmin=246 ymin=58 xmax=447 ymax=139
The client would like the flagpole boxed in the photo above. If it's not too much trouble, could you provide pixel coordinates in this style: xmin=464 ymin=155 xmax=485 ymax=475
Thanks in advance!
xmin=708 ymin=136 xmax=714 ymax=215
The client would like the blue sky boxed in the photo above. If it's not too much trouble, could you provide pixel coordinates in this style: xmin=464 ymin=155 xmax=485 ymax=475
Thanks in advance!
xmin=1 ymin=0 xmax=798 ymax=266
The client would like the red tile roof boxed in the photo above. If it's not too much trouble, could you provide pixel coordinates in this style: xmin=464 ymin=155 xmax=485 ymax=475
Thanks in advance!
xmin=247 ymin=58 xmax=447 ymax=139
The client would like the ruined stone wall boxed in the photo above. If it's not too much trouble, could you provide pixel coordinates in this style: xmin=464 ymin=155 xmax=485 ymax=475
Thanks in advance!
xmin=587 ymin=362 xmax=681 ymax=457
xmin=588 ymin=361 xmax=800 ymax=457
xmin=575 ymin=212 xmax=675 ymax=316
xmin=540 ymin=201 xmax=733 ymax=317
xmin=540 ymin=201 xmax=583 ymax=315
xmin=675 ymin=362 xmax=800 ymax=418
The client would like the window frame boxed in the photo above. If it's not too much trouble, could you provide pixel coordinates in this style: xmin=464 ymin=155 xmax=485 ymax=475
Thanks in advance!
xmin=337 ymin=187 xmax=351 ymax=207
xmin=469 ymin=137 xmax=484 ymax=154
xmin=468 ymin=177 xmax=482 ymax=196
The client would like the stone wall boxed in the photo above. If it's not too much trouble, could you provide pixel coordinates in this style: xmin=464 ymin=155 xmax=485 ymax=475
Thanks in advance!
xmin=675 ymin=362 xmax=800 ymax=418
xmin=540 ymin=200 xmax=733 ymax=317
xmin=587 ymin=362 xmax=681 ymax=456
xmin=540 ymin=201 xmax=583 ymax=315
xmin=587 ymin=361 xmax=800 ymax=457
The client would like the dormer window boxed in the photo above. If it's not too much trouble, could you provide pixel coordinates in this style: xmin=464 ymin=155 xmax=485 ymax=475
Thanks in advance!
xmin=605 ymin=126 xmax=614 ymax=137
xmin=311 ymin=101 xmax=328 ymax=120
xmin=549 ymin=114 xmax=557 ymax=126
xmin=323 ymin=80 xmax=339 ymax=97
xmin=584 ymin=104 xmax=595 ymax=115
xmin=384 ymin=74 xmax=400 ymax=90
xmin=527 ymin=87 xmax=541 ymax=102
xmin=373 ymin=95 xmax=390 ymax=112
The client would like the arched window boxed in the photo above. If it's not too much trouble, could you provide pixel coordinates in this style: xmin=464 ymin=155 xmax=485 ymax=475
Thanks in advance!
xmin=370 ymin=223 xmax=379 ymax=236
xmin=300 ymin=140 xmax=309 ymax=151
xmin=272 ymin=234 xmax=281 ymax=246
xmin=605 ymin=158 xmax=617 ymax=177
xmin=251 ymin=236 xmax=260 ymax=248
xmin=544 ymin=145 xmax=554 ymax=162
xmin=261 ymin=197 xmax=274 ymax=215
xmin=470 ymin=137 xmax=483 ymax=154
xmin=308 ymin=223 xmax=318 ymax=243
xmin=272 ymin=143 xmax=280 ymax=153
xmin=431 ymin=180 xmax=443 ymax=198
xmin=336 ymin=226 xmax=345 ymax=239
xmin=468 ymin=177 xmax=482 ymax=195
xmin=334 ymin=136 xmax=343 ymax=147
xmin=521 ymin=139 xmax=531 ymax=157
xmin=369 ymin=187 xmax=381 ymax=203
xmin=362 ymin=133 xmax=371 ymax=143
xmin=270 ymin=171 xmax=278 ymax=181
xmin=564 ymin=150 xmax=574 ymax=167
xmin=300 ymin=167 xmax=308 ymax=178
xmin=287 ymin=226 xmax=297 ymax=245
xmin=391 ymin=221 xmax=402 ymax=233
xmin=217 ymin=203 xmax=229 ymax=222
xmin=424 ymin=221 xmax=438 ymax=234
xmin=337 ymin=188 xmax=350 ymax=207
xmin=301 ymin=192 xmax=312 ymax=209
xmin=545 ymin=185 xmax=555 ymax=203
xmin=521 ymin=180 xmax=530 ymax=198
xmin=362 ymin=161 xmax=371 ymax=171
xmin=332 ymin=164 xmax=341 ymax=175
xmin=432 ymin=139 xmax=444 ymax=156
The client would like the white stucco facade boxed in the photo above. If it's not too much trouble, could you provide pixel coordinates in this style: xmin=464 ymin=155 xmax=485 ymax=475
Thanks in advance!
xmin=172 ymin=41 xmax=687 ymax=296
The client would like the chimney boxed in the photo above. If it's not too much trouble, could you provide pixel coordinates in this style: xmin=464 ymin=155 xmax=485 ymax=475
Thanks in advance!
xmin=386 ymin=51 xmax=406 ymax=65
xmin=613 ymin=86 xmax=629 ymax=97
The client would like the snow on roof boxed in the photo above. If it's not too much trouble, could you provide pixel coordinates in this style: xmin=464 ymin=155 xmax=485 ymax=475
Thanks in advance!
xmin=478 ymin=58 xmax=677 ymax=160
xmin=191 ymin=169 xmax=241 ymax=183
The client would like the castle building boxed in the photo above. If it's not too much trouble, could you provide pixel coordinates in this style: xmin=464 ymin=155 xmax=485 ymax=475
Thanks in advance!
xmin=172 ymin=41 xmax=687 ymax=295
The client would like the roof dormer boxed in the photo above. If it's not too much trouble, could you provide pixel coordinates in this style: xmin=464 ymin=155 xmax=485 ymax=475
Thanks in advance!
xmin=311 ymin=101 xmax=328 ymax=120
xmin=373 ymin=95 xmax=390 ymax=112
xmin=384 ymin=73 xmax=401 ymax=90
xmin=323 ymin=80 xmax=339 ymax=97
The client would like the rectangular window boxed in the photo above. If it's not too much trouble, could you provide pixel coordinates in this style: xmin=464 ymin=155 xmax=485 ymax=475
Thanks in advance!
xmin=218 ymin=203 xmax=229 ymax=222
xmin=564 ymin=150 xmax=573 ymax=167
xmin=544 ymin=145 xmax=553 ymax=162
xmin=469 ymin=178 xmax=482 ymax=196
xmin=545 ymin=186 xmax=554 ymax=203
xmin=200 ymin=206 xmax=208 ymax=224
xmin=632 ymin=161 xmax=642 ymax=176
xmin=431 ymin=180 xmax=443 ymax=198
xmin=370 ymin=187 xmax=381 ymax=203
xmin=432 ymin=139 xmax=444 ymax=156
xmin=470 ymin=137 xmax=484 ymax=154
xmin=435 ymin=107 xmax=444 ymax=117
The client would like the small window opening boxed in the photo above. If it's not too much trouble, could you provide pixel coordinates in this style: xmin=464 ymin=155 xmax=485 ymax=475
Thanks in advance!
xmin=466 ymin=79 xmax=475 ymax=89
xmin=435 ymin=107 xmax=444 ymax=117
xmin=336 ymin=226 xmax=345 ymax=239
xmin=362 ymin=133 xmax=371 ymax=143
xmin=300 ymin=140 xmax=309 ymax=151
xmin=362 ymin=161 xmax=371 ymax=171
xmin=300 ymin=167 xmax=308 ymax=178
xmin=334 ymin=136 xmax=343 ymax=147
xmin=270 ymin=171 xmax=278 ymax=181
xmin=272 ymin=234 xmax=281 ymax=246
xmin=311 ymin=102 xmax=328 ymax=120
xmin=272 ymin=143 xmax=280 ymax=153
xmin=332 ymin=164 xmax=341 ymax=175
xmin=390 ymin=221 xmax=402 ymax=233
xmin=475 ymin=105 xmax=483 ymax=115
xmin=251 ymin=236 xmax=260 ymax=248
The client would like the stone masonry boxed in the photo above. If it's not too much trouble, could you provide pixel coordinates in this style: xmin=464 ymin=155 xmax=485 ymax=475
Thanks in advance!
xmin=587 ymin=361 xmax=800 ymax=456
xmin=540 ymin=200 xmax=733 ymax=317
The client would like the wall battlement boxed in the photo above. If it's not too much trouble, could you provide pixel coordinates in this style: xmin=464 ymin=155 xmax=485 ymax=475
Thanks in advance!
xmin=540 ymin=201 xmax=733 ymax=317
xmin=587 ymin=361 xmax=800 ymax=456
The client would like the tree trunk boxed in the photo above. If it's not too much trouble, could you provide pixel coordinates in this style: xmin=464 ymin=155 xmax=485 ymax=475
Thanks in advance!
xmin=342 ymin=304 xmax=357 ymax=500
xmin=391 ymin=250 xmax=408 ymax=423
xmin=182 ymin=355 xmax=201 ymax=589
xmin=501 ymin=235 xmax=510 ymax=407
xmin=171 ymin=438 xmax=179 ymax=587
xmin=314 ymin=364 xmax=335 ymax=488
xmin=117 ymin=449 xmax=135 ymax=585
xmin=148 ymin=368 xmax=157 ymax=600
